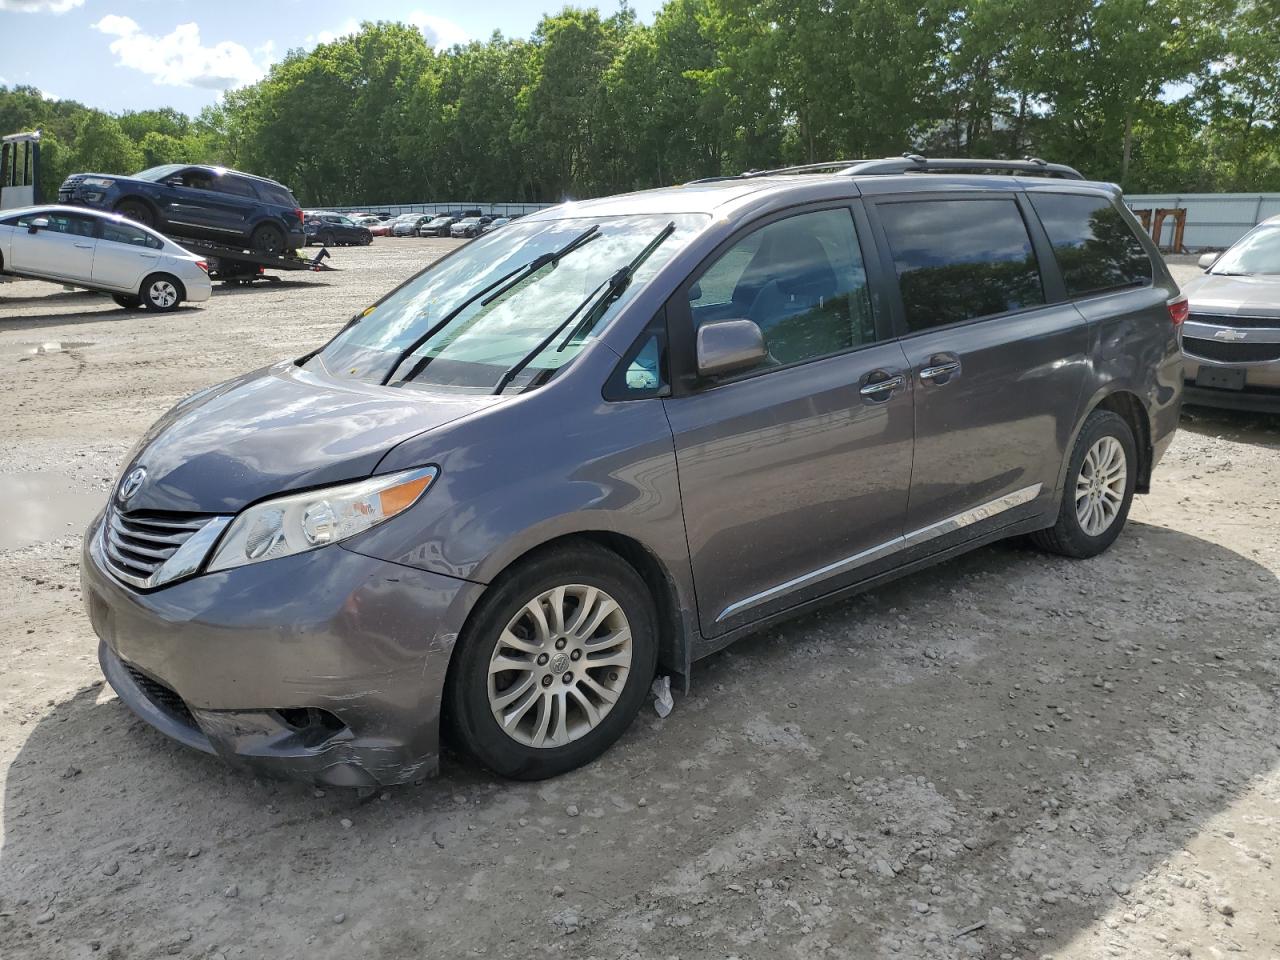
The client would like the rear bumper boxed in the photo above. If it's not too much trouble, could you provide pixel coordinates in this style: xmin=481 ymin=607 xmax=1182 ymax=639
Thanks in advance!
xmin=82 ymin=513 xmax=483 ymax=786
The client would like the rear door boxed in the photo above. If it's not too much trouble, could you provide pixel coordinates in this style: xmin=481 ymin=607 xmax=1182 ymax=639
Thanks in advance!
xmin=93 ymin=218 xmax=162 ymax=291
xmin=866 ymin=191 xmax=1087 ymax=541
xmin=9 ymin=210 xmax=98 ymax=282
xmin=663 ymin=203 xmax=915 ymax=636
xmin=162 ymin=168 xmax=242 ymax=241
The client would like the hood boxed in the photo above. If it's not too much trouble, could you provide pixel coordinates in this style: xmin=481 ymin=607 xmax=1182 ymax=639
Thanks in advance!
xmin=121 ymin=362 xmax=503 ymax=514
xmin=1183 ymin=272 xmax=1280 ymax=319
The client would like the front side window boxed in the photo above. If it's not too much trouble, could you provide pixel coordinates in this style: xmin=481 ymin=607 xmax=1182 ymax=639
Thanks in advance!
xmin=1209 ymin=221 xmax=1280 ymax=276
xmin=20 ymin=211 xmax=97 ymax=237
xmin=878 ymin=198 xmax=1044 ymax=331
xmin=689 ymin=208 xmax=875 ymax=370
xmin=1029 ymin=192 xmax=1152 ymax=295
xmin=309 ymin=213 xmax=706 ymax=395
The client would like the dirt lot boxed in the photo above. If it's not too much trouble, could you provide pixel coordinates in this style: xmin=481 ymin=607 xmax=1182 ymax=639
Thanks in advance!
xmin=1 ymin=244 xmax=1277 ymax=960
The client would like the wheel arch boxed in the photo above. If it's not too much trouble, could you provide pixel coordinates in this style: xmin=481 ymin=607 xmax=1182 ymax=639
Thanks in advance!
xmin=1059 ymin=388 xmax=1154 ymax=500
xmin=458 ymin=530 xmax=693 ymax=691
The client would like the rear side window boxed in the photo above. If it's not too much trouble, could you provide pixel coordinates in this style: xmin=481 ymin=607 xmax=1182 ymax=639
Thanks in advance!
xmin=1029 ymin=193 xmax=1152 ymax=296
xmin=215 ymin=175 xmax=258 ymax=198
xmin=877 ymin=198 xmax=1044 ymax=331
xmin=102 ymin=221 xmax=162 ymax=249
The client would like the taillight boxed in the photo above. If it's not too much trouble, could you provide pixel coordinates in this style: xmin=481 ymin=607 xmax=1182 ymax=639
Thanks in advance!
xmin=1167 ymin=295 xmax=1189 ymax=328
xmin=195 ymin=260 xmax=209 ymax=273
xmin=295 ymin=208 xmax=304 ymax=225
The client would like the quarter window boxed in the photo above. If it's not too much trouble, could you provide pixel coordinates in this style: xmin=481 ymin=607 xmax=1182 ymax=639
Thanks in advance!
xmin=689 ymin=208 xmax=875 ymax=371
xmin=1029 ymin=193 xmax=1152 ymax=296
xmin=878 ymin=198 xmax=1045 ymax=331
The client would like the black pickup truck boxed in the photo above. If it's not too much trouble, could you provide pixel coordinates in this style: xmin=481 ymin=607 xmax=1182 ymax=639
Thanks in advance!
xmin=58 ymin=164 xmax=306 ymax=254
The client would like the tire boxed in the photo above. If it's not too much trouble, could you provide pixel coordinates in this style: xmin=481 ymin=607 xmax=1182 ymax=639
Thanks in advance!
xmin=139 ymin=273 xmax=184 ymax=312
xmin=112 ymin=293 xmax=142 ymax=310
xmin=1031 ymin=409 xmax=1137 ymax=559
xmin=320 ymin=231 xmax=334 ymax=247
xmin=250 ymin=223 xmax=286 ymax=255
xmin=445 ymin=543 xmax=659 ymax=780
xmin=114 ymin=199 xmax=154 ymax=228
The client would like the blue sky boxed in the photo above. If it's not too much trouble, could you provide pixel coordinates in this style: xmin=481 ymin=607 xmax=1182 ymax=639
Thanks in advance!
xmin=0 ymin=0 xmax=663 ymax=115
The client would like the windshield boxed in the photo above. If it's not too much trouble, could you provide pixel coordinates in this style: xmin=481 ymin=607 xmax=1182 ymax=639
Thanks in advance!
xmin=1212 ymin=223 xmax=1280 ymax=276
xmin=427 ymin=217 xmax=451 ymax=225
xmin=134 ymin=164 xmax=186 ymax=182
xmin=308 ymin=213 xmax=706 ymax=395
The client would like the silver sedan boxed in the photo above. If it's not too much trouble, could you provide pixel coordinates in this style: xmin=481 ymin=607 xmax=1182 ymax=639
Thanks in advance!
xmin=1182 ymin=214 xmax=1280 ymax=412
xmin=0 ymin=204 xmax=213 ymax=311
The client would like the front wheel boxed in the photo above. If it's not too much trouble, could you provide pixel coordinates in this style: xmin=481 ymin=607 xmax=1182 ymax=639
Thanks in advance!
xmin=139 ymin=273 xmax=184 ymax=312
xmin=1031 ymin=409 xmax=1137 ymax=558
xmin=112 ymin=293 xmax=142 ymax=310
xmin=114 ymin=199 xmax=154 ymax=228
xmin=446 ymin=543 xmax=658 ymax=780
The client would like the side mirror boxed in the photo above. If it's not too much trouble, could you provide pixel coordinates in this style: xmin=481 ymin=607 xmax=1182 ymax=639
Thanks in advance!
xmin=697 ymin=319 xmax=767 ymax=377
xmin=27 ymin=217 xmax=49 ymax=234
xmin=1197 ymin=252 xmax=1219 ymax=271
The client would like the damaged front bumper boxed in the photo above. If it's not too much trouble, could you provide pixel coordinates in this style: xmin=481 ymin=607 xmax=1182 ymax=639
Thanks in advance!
xmin=82 ymin=513 xmax=483 ymax=787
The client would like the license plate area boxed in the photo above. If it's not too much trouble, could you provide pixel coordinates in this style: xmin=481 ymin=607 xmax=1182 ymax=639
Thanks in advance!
xmin=1196 ymin=367 xmax=1246 ymax=391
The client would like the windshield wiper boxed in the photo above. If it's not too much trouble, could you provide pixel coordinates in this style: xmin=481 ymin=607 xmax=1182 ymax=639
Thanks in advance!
xmin=491 ymin=221 xmax=676 ymax=396
xmin=381 ymin=225 xmax=601 ymax=386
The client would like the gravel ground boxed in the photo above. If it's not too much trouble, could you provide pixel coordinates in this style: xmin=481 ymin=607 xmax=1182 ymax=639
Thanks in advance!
xmin=1 ymin=245 xmax=1277 ymax=960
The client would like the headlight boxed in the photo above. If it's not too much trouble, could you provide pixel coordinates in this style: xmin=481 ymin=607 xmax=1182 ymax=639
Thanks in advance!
xmin=82 ymin=177 xmax=115 ymax=189
xmin=206 ymin=466 xmax=437 ymax=572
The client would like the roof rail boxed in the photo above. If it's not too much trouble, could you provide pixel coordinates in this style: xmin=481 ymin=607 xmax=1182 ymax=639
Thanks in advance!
xmin=687 ymin=153 xmax=1084 ymax=184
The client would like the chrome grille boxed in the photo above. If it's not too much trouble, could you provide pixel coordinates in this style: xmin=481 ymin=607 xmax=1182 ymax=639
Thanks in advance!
xmin=102 ymin=509 xmax=227 ymax=589
xmin=1187 ymin=313 xmax=1280 ymax=330
xmin=1183 ymin=337 xmax=1280 ymax=364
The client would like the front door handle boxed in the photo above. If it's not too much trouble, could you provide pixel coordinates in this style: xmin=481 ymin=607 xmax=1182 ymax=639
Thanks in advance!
xmin=74 ymin=243 xmax=93 ymax=249
xmin=859 ymin=373 xmax=905 ymax=398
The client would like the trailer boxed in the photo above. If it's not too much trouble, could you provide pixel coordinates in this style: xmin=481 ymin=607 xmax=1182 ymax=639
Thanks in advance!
xmin=173 ymin=237 xmax=334 ymax=284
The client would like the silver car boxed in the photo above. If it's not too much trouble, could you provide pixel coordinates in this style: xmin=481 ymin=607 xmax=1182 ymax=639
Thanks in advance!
xmin=0 ymin=204 xmax=212 ymax=311
xmin=1182 ymin=214 xmax=1280 ymax=412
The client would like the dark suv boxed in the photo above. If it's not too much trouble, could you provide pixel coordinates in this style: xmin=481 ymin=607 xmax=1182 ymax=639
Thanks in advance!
xmin=82 ymin=156 xmax=1183 ymax=788
xmin=59 ymin=164 xmax=306 ymax=255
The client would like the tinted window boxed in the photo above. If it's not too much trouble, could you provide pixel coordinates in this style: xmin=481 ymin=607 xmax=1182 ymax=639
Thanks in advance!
xmin=214 ymin=175 xmax=258 ymax=198
xmin=1029 ymin=193 xmax=1152 ymax=295
xmin=17 ymin=211 xmax=97 ymax=237
xmin=257 ymin=183 xmax=298 ymax=207
xmin=102 ymin=221 xmax=161 ymax=249
xmin=878 ymin=198 xmax=1044 ymax=331
xmin=690 ymin=208 xmax=875 ymax=370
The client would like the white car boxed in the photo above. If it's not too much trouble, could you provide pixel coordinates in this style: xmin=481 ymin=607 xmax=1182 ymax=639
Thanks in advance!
xmin=0 ymin=205 xmax=212 ymax=311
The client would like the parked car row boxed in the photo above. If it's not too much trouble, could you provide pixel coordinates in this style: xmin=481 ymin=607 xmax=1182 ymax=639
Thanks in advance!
xmin=303 ymin=211 xmax=373 ymax=247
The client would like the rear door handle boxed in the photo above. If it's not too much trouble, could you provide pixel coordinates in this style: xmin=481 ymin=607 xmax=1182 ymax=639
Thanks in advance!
xmin=920 ymin=356 xmax=961 ymax=383
xmin=74 ymin=243 xmax=93 ymax=249
xmin=859 ymin=373 xmax=905 ymax=398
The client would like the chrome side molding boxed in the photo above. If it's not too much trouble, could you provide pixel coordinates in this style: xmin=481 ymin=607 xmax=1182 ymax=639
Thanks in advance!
xmin=715 ymin=482 xmax=1042 ymax=623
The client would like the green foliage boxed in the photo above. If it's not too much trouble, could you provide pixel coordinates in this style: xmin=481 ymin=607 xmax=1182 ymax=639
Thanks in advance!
xmin=2 ymin=0 xmax=1278 ymax=204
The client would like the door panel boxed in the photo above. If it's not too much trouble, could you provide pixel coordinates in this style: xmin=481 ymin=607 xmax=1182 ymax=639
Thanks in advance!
xmin=665 ymin=344 xmax=914 ymax=633
xmin=10 ymin=212 xmax=96 ymax=281
xmin=898 ymin=305 xmax=1087 ymax=531
xmin=869 ymin=193 xmax=1087 ymax=536
xmin=663 ymin=204 xmax=914 ymax=636
xmin=93 ymin=220 xmax=160 ymax=291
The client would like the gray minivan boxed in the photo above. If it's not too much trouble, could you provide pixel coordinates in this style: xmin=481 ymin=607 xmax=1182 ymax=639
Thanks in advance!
xmin=81 ymin=156 xmax=1185 ymax=787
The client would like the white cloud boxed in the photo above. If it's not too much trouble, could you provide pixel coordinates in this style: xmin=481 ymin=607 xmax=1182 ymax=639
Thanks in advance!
xmin=303 ymin=17 xmax=360 ymax=48
xmin=93 ymin=15 xmax=271 ymax=90
xmin=408 ymin=11 xmax=468 ymax=50
xmin=0 ymin=0 xmax=84 ymax=13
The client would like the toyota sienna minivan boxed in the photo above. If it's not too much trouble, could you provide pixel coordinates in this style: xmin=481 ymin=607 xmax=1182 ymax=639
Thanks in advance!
xmin=82 ymin=156 xmax=1184 ymax=787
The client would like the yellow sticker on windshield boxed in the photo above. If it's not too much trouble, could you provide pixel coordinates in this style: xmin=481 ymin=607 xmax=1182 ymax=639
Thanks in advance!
xmin=362 ymin=306 xmax=375 ymax=317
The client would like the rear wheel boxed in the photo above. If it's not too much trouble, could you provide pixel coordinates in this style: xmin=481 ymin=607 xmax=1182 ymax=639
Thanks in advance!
xmin=114 ymin=199 xmax=154 ymax=228
xmin=139 ymin=273 xmax=184 ymax=312
xmin=319 ymin=231 xmax=334 ymax=247
xmin=250 ymin=223 xmax=286 ymax=255
xmin=112 ymin=293 xmax=142 ymax=310
xmin=446 ymin=543 xmax=658 ymax=780
xmin=1031 ymin=409 xmax=1137 ymax=558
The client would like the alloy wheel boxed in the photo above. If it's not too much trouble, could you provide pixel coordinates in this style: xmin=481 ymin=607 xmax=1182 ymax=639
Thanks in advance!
xmin=148 ymin=279 xmax=178 ymax=309
xmin=1075 ymin=435 xmax=1127 ymax=536
xmin=487 ymin=584 xmax=633 ymax=748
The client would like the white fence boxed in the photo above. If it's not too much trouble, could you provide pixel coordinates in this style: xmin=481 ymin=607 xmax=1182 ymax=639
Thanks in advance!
xmin=328 ymin=200 xmax=554 ymax=218
xmin=1125 ymin=193 xmax=1280 ymax=250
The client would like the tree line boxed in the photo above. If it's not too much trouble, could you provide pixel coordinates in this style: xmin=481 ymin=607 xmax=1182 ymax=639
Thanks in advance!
xmin=2 ymin=0 xmax=1278 ymax=207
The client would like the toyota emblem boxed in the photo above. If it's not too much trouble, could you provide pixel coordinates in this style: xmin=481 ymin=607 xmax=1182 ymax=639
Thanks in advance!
xmin=117 ymin=467 xmax=147 ymax=502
